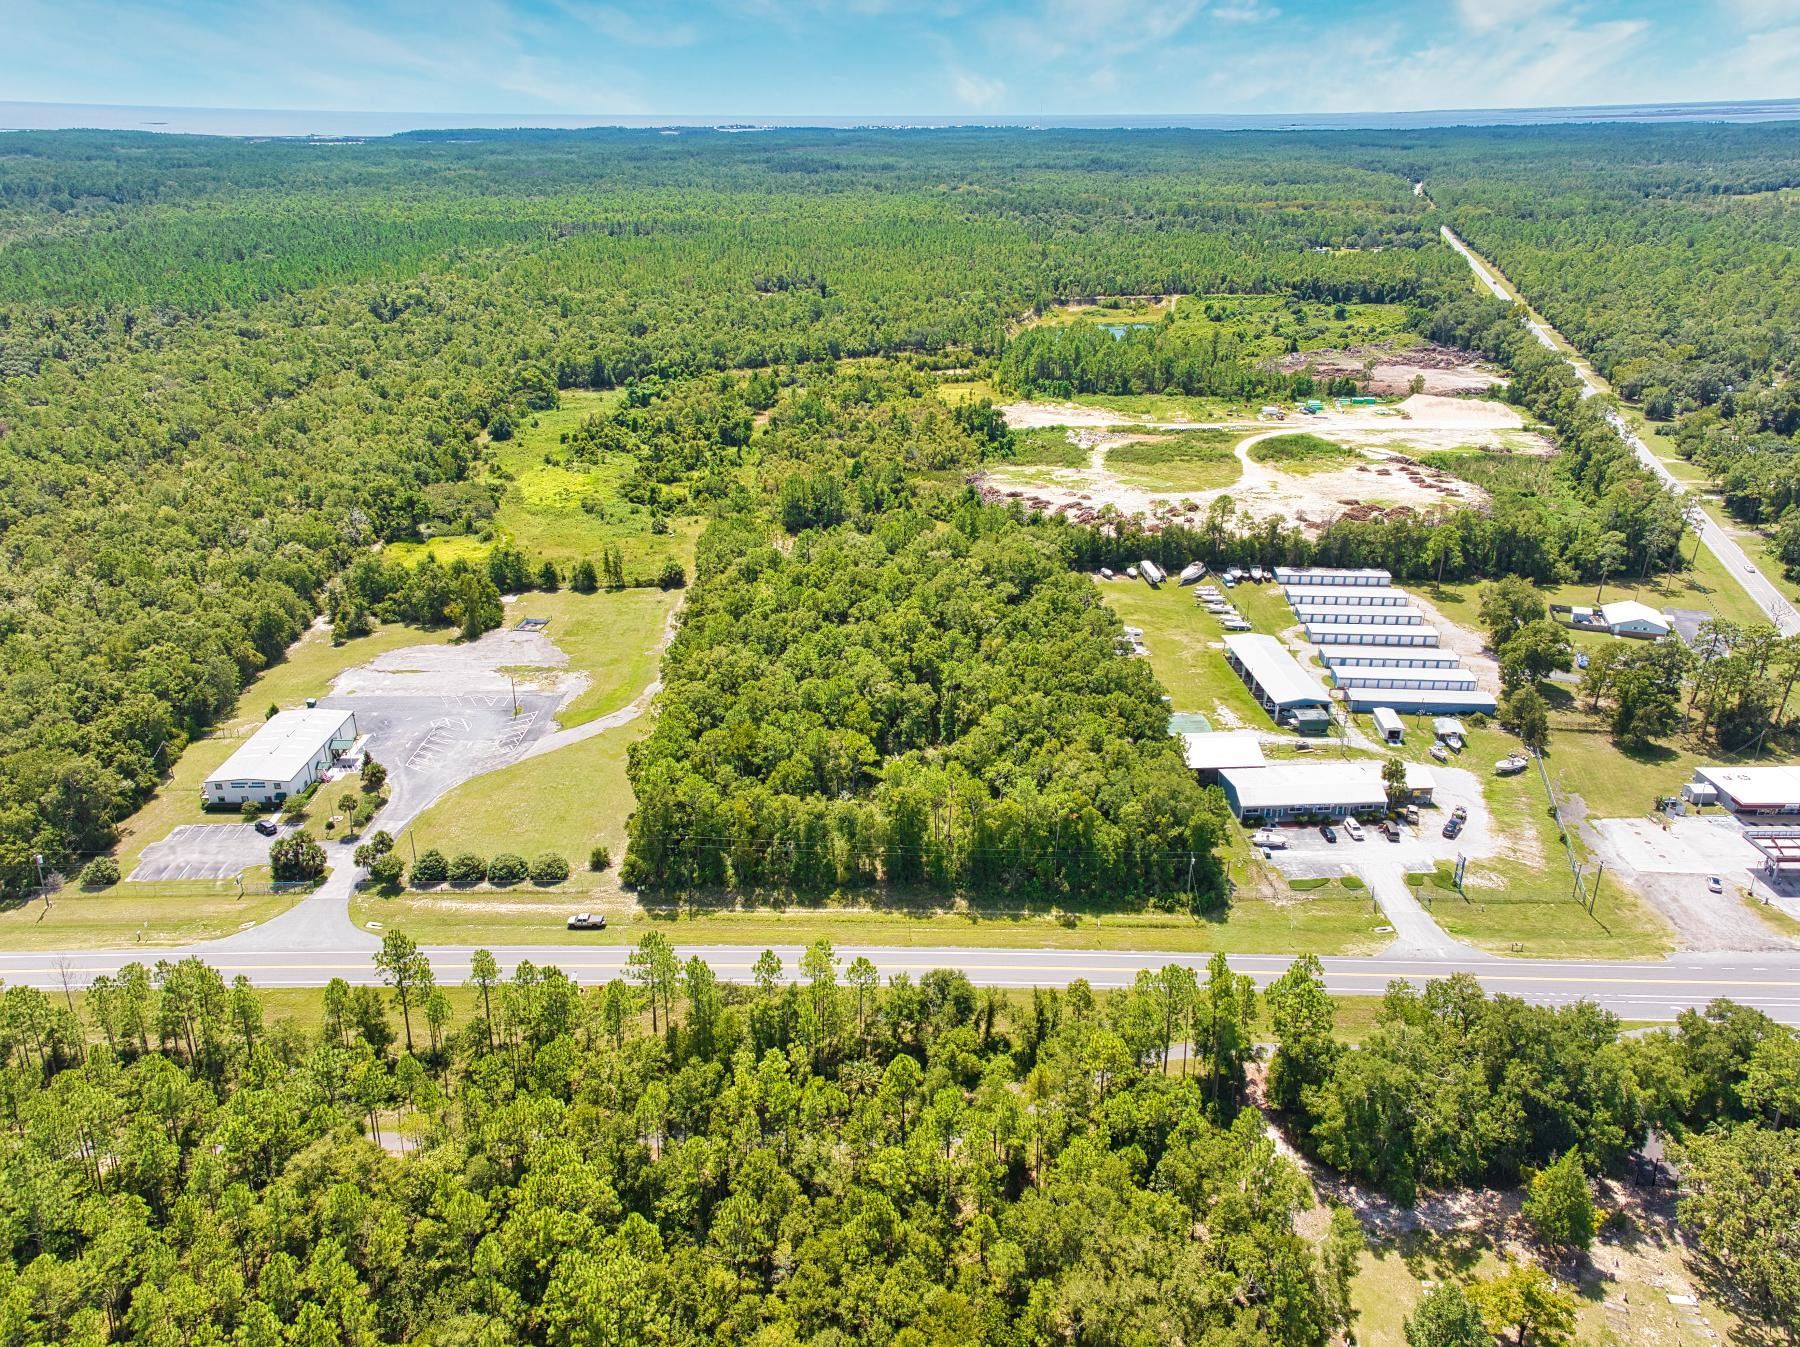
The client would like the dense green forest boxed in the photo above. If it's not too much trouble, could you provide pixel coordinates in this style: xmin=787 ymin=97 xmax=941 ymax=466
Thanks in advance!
xmin=623 ymin=509 xmax=1230 ymax=903
xmin=1 ymin=945 xmax=1794 ymax=1343
xmin=1 ymin=122 xmax=1793 ymax=889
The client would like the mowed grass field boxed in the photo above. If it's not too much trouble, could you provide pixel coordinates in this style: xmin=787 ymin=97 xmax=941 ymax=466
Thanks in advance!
xmin=504 ymin=586 xmax=679 ymax=727
xmin=1093 ymin=579 xmax=1272 ymax=729
xmin=1246 ymin=432 xmax=1360 ymax=474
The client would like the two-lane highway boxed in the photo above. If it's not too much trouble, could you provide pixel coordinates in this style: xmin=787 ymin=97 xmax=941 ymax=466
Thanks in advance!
xmin=4 ymin=943 xmax=1798 ymax=1023
xmin=1441 ymin=223 xmax=1799 ymax=635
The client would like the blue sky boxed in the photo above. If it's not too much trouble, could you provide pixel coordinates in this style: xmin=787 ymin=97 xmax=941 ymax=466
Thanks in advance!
xmin=4 ymin=0 xmax=1797 ymax=117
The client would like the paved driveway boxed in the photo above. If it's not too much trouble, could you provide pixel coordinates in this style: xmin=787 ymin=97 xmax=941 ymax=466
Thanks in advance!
xmin=130 ymin=823 xmax=276 ymax=882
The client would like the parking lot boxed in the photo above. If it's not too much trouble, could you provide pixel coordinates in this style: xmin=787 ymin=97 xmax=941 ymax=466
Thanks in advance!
xmin=1259 ymin=765 xmax=1494 ymax=875
xmin=130 ymin=823 xmax=280 ymax=882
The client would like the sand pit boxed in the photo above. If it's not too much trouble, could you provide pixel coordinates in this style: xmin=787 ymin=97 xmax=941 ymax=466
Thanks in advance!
xmin=983 ymin=396 xmax=1531 ymax=534
xmin=1274 ymin=343 xmax=1507 ymax=396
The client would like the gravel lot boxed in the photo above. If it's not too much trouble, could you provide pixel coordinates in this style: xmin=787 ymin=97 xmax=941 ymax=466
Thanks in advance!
xmin=1591 ymin=815 xmax=1800 ymax=951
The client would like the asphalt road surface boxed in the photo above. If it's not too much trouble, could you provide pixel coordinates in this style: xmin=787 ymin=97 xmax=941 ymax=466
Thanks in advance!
xmin=1440 ymin=224 xmax=1799 ymax=636
xmin=3 ymin=943 xmax=1798 ymax=1023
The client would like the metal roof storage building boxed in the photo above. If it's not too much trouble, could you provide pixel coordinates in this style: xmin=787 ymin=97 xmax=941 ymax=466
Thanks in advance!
xmin=1330 ymin=665 xmax=1480 ymax=692
xmin=1301 ymin=621 xmax=1440 ymax=647
xmin=204 ymin=707 xmax=359 ymax=807
xmin=1222 ymin=634 xmax=1332 ymax=719
xmin=1273 ymin=566 xmax=1391 ymax=587
xmin=1291 ymin=604 xmax=1426 ymax=626
xmin=1316 ymin=647 xmax=1461 ymax=669
xmin=1283 ymin=586 xmax=1412 ymax=608
xmin=1182 ymin=730 xmax=1268 ymax=781
xmin=1342 ymin=687 xmax=1496 ymax=714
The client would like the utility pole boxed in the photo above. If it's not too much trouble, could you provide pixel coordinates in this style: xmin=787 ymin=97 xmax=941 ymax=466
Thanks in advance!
xmin=1590 ymin=861 xmax=1604 ymax=915
xmin=33 ymin=853 xmax=49 ymax=909
xmin=409 ymin=829 xmax=418 ymax=864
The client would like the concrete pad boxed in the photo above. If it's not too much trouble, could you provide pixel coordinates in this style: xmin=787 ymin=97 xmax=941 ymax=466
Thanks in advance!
xmin=1592 ymin=817 xmax=1763 ymax=876
xmin=130 ymin=822 xmax=274 ymax=882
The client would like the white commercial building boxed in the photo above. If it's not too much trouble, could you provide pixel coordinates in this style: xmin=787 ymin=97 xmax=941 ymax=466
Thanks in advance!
xmin=204 ymin=707 xmax=359 ymax=807
xmin=1302 ymin=621 xmax=1440 ymax=647
xmin=1372 ymin=707 xmax=1405 ymax=744
xmin=1217 ymin=760 xmax=1436 ymax=820
xmin=1273 ymin=566 xmax=1391 ymax=587
xmin=1690 ymin=765 xmax=1800 ymax=817
xmin=1283 ymin=586 xmax=1412 ymax=608
xmin=1600 ymin=600 xmax=1671 ymax=639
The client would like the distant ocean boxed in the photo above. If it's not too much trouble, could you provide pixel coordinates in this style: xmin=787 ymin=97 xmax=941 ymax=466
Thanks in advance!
xmin=3 ymin=99 xmax=1800 ymax=139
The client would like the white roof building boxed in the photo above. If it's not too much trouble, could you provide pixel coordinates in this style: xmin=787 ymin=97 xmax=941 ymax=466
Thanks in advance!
xmin=1273 ymin=566 xmax=1392 ymax=587
xmin=1222 ymin=633 xmax=1332 ymax=711
xmin=1217 ymin=760 xmax=1436 ymax=818
xmin=1182 ymin=730 xmax=1268 ymax=773
xmin=1599 ymin=600 xmax=1670 ymax=638
xmin=1691 ymin=765 xmax=1800 ymax=815
xmin=1302 ymin=621 xmax=1440 ymax=647
xmin=1291 ymin=604 xmax=1426 ymax=626
xmin=1284 ymin=586 xmax=1413 ymax=608
xmin=205 ymin=707 xmax=359 ymax=806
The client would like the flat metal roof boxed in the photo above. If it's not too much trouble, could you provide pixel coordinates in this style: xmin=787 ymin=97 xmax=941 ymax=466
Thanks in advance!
xmin=1693 ymin=765 xmax=1800 ymax=808
xmin=1218 ymin=760 xmax=1433 ymax=811
xmin=1302 ymin=621 xmax=1441 ymax=641
xmin=207 ymin=708 xmax=357 ymax=786
xmin=1284 ymin=586 xmax=1413 ymax=605
xmin=1292 ymin=604 xmax=1427 ymax=623
xmin=1273 ymin=566 xmax=1391 ymax=583
xmin=1182 ymin=730 xmax=1267 ymax=771
xmin=1344 ymin=688 xmax=1496 ymax=712
xmin=1316 ymin=646 xmax=1461 ymax=667
xmin=1222 ymin=633 xmax=1331 ymax=707
xmin=1331 ymin=665 xmax=1479 ymax=687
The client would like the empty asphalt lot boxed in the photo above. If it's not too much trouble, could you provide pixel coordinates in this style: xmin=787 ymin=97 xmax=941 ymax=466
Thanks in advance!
xmin=129 ymin=823 xmax=279 ymax=882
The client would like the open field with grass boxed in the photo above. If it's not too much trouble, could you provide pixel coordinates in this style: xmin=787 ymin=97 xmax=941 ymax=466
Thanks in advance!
xmin=1007 ymin=426 xmax=1090 ymax=467
xmin=1092 ymin=579 xmax=1272 ymax=729
xmin=0 ymin=882 xmax=302 ymax=951
xmin=1107 ymin=428 xmax=1245 ymax=491
xmin=353 ymin=880 xmax=1392 ymax=955
xmin=389 ymin=389 xmax=703 ymax=584
xmin=503 ymin=586 xmax=679 ymax=727
xmin=1378 ymin=716 xmax=1674 ymax=958
xmin=1247 ymin=432 xmax=1360 ymax=474
xmin=384 ymin=709 xmax=647 ymax=894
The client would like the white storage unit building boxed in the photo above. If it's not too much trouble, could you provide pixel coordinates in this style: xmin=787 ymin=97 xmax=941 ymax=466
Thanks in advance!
xmin=1221 ymin=634 xmax=1332 ymax=717
xmin=1372 ymin=707 xmax=1405 ymax=744
xmin=1291 ymin=604 xmax=1426 ymax=627
xmin=1182 ymin=730 xmax=1268 ymax=781
xmin=1273 ymin=566 xmax=1391 ymax=587
xmin=1283 ymin=586 xmax=1412 ymax=608
xmin=1302 ymin=622 xmax=1440 ymax=647
xmin=1342 ymin=687 xmax=1496 ymax=715
xmin=1316 ymin=647 xmax=1461 ymax=669
xmin=1330 ymin=665 xmax=1480 ymax=692
xmin=204 ymin=708 xmax=359 ymax=807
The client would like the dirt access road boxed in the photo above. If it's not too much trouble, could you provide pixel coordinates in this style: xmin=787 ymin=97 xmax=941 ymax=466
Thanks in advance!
xmin=1439 ymin=223 xmax=1800 ymax=636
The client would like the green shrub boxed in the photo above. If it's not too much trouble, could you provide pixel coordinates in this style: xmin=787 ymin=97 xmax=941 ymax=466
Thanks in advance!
xmin=1340 ymin=875 xmax=1365 ymax=891
xmin=530 ymin=852 xmax=570 ymax=886
xmin=240 ymin=799 xmax=263 ymax=818
xmin=366 ymin=853 xmax=405 ymax=890
xmin=589 ymin=844 xmax=612 ymax=873
xmin=410 ymin=848 xmax=449 ymax=886
xmin=448 ymin=853 xmax=487 ymax=884
xmin=487 ymin=853 xmax=529 ymax=886
xmin=269 ymin=830 xmax=327 ymax=883
xmin=79 ymin=856 xmax=121 ymax=889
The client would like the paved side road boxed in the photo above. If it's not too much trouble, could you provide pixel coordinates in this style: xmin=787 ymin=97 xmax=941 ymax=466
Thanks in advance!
xmin=1440 ymin=224 xmax=1798 ymax=636
xmin=3 ymin=945 xmax=1798 ymax=1024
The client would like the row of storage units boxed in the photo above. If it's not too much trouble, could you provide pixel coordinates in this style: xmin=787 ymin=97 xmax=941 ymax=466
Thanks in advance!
xmin=1281 ymin=569 xmax=1497 ymax=715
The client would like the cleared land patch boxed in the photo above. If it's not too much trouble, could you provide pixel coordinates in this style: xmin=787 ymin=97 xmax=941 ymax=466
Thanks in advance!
xmin=1246 ymin=432 xmax=1359 ymax=474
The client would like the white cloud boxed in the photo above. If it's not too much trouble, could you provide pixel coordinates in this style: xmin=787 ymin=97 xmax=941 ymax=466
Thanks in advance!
xmin=1211 ymin=1 xmax=1278 ymax=23
xmin=1452 ymin=0 xmax=1559 ymax=35
xmin=948 ymin=64 xmax=1008 ymax=110
xmin=549 ymin=2 xmax=703 ymax=48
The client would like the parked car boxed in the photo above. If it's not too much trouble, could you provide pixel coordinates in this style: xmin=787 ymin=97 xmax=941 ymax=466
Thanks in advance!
xmin=1442 ymin=818 xmax=1462 ymax=839
xmin=1404 ymin=805 xmax=1420 ymax=825
xmin=1452 ymin=805 xmax=1469 ymax=822
xmin=254 ymin=816 xmax=279 ymax=837
xmin=1320 ymin=824 xmax=1338 ymax=843
xmin=1343 ymin=818 xmax=1364 ymax=841
xmin=1385 ymin=822 xmax=1402 ymax=842
xmin=566 ymin=912 xmax=607 ymax=930
xmin=1252 ymin=829 xmax=1287 ymax=850
xmin=1707 ymin=875 xmax=1723 ymax=894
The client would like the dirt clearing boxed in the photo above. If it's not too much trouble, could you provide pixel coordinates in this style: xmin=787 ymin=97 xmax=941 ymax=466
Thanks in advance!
xmin=1273 ymin=342 xmax=1507 ymax=395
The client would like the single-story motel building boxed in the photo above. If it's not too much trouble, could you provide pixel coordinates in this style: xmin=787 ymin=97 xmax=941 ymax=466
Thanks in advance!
xmin=1217 ymin=760 xmax=1437 ymax=820
xmin=1685 ymin=765 xmax=1800 ymax=817
xmin=203 ymin=707 xmax=359 ymax=808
